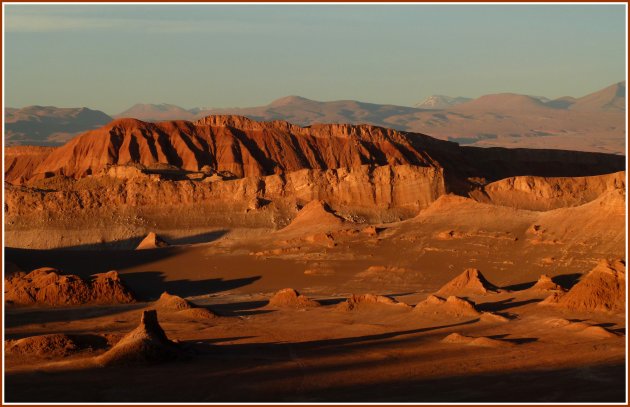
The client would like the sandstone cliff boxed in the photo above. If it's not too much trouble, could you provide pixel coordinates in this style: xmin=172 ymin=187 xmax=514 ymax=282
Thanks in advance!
xmin=471 ymin=171 xmax=625 ymax=210
xmin=5 ymin=115 xmax=624 ymax=186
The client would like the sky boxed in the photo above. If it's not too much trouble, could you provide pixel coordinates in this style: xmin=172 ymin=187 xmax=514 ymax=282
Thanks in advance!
xmin=4 ymin=4 xmax=627 ymax=115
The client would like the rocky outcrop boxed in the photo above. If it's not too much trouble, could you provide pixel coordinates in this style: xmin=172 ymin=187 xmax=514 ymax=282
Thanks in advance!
xmin=471 ymin=172 xmax=625 ymax=211
xmin=4 ymin=267 xmax=135 ymax=307
xmin=540 ymin=259 xmax=625 ymax=313
xmin=154 ymin=292 xmax=217 ymax=319
xmin=435 ymin=268 xmax=500 ymax=297
xmin=136 ymin=233 xmax=170 ymax=250
xmin=267 ymin=288 xmax=321 ymax=309
xmin=280 ymin=201 xmax=345 ymax=234
xmin=442 ymin=333 xmax=515 ymax=348
xmin=530 ymin=275 xmax=564 ymax=292
xmin=338 ymin=294 xmax=410 ymax=311
xmin=4 ymin=146 xmax=55 ymax=184
xmin=4 ymin=164 xmax=447 ymax=219
xmin=414 ymin=295 xmax=481 ymax=318
xmin=96 ymin=310 xmax=183 ymax=366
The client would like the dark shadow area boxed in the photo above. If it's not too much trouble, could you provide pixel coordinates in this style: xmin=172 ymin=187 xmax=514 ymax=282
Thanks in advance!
xmin=67 ymin=334 xmax=112 ymax=351
xmin=119 ymin=271 xmax=261 ymax=301
xmin=316 ymin=298 xmax=348 ymax=306
xmin=187 ymin=319 xmax=481 ymax=360
xmin=204 ymin=300 xmax=272 ymax=317
xmin=459 ymin=146 xmax=625 ymax=181
xmin=502 ymin=272 xmax=584 ymax=292
xmin=4 ymin=230 xmax=228 ymax=253
xmin=166 ymin=230 xmax=229 ymax=245
xmin=501 ymin=281 xmax=536 ymax=291
xmin=594 ymin=323 xmax=626 ymax=335
xmin=477 ymin=297 xmax=541 ymax=312
xmin=552 ymin=273 xmax=582 ymax=289
xmin=5 ymin=247 xmax=179 ymax=278
xmin=200 ymin=336 xmax=257 ymax=344
xmin=493 ymin=311 xmax=518 ymax=320
xmin=314 ymin=292 xmax=415 ymax=307
xmin=486 ymin=334 xmax=538 ymax=345
xmin=4 ymin=303 xmax=147 ymax=329
xmin=4 ymin=325 xmax=623 ymax=402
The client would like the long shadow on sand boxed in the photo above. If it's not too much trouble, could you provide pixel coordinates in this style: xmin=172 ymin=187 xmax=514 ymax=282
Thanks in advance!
xmin=6 ymin=358 xmax=623 ymax=403
xmin=5 ymin=247 xmax=178 ymax=278
xmin=8 ymin=317 xmax=616 ymax=403
xmin=4 ymin=303 xmax=147 ymax=331
xmin=208 ymin=300 xmax=273 ymax=317
xmin=501 ymin=273 xmax=583 ymax=292
xmin=4 ymin=230 xmax=228 ymax=277
xmin=476 ymin=297 xmax=541 ymax=312
xmin=120 ymin=271 xmax=261 ymax=300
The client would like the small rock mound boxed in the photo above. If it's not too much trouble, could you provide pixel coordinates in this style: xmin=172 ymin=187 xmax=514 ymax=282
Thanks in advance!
xmin=436 ymin=268 xmax=500 ymax=297
xmin=581 ymin=326 xmax=618 ymax=339
xmin=268 ymin=288 xmax=321 ymax=309
xmin=136 ymin=232 xmax=170 ymax=250
xmin=155 ymin=292 xmax=196 ymax=311
xmin=5 ymin=333 xmax=111 ymax=358
xmin=4 ymin=267 xmax=134 ymax=307
xmin=5 ymin=334 xmax=78 ymax=357
xmin=544 ymin=318 xmax=618 ymax=339
xmin=540 ymin=259 xmax=625 ymax=313
xmin=442 ymin=333 xmax=514 ymax=348
xmin=96 ymin=310 xmax=183 ymax=366
xmin=338 ymin=293 xmax=410 ymax=311
xmin=91 ymin=271 xmax=137 ymax=304
xmin=361 ymin=226 xmax=379 ymax=237
xmin=282 ymin=200 xmax=345 ymax=233
xmin=530 ymin=274 xmax=564 ymax=292
xmin=480 ymin=312 xmax=510 ymax=323
xmin=154 ymin=292 xmax=217 ymax=319
xmin=414 ymin=295 xmax=481 ymax=318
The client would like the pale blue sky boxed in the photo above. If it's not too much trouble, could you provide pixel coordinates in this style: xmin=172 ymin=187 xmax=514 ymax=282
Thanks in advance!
xmin=4 ymin=4 xmax=627 ymax=114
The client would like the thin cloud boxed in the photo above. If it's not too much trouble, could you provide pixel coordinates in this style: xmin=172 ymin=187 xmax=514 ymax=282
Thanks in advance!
xmin=5 ymin=11 xmax=285 ymax=34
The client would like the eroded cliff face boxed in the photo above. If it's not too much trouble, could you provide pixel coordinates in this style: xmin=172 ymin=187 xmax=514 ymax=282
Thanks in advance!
xmin=6 ymin=116 xmax=442 ymax=182
xmin=5 ymin=115 xmax=623 ymax=186
xmin=4 ymin=164 xmax=445 ymax=218
xmin=471 ymin=172 xmax=626 ymax=211
xmin=4 ymin=146 xmax=56 ymax=184
xmin=3 ymin=115 xmax=626 ymax=248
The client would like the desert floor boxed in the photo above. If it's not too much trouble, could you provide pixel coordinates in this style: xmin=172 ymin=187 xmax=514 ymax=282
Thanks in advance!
xmin=4 ymin=212 xmax=626 ymax=402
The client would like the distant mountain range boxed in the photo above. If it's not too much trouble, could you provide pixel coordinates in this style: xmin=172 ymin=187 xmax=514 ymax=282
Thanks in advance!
xmin=415 ymin=95 xmax=472 ymax=109
xmin=5 ymin=82 xmax=625 ymax=153
xmin=5 ymin=106 xmax=113 ymax=146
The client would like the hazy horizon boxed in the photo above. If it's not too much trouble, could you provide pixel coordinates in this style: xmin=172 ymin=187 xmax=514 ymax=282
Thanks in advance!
xmin=4 ymin=4 xmax=627 ymax=114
